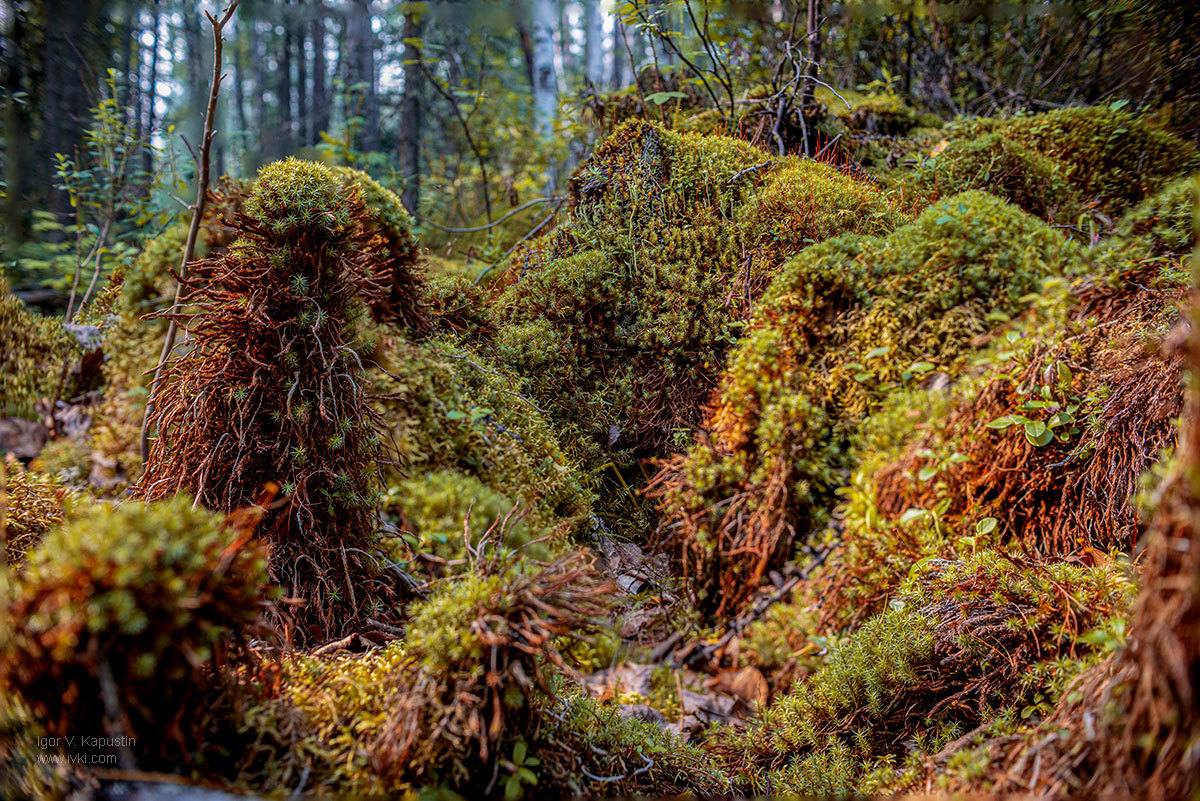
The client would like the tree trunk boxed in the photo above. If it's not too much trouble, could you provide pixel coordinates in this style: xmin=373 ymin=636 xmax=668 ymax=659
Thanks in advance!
xmin=182 ymin=4 xmax=206 ymax=166
xmin=344 ymin=0 xmax=380 ymax=152
xmin=143 ymin=3 xmax=160 ymax=177
xmin=610 ymin=21 xmax=625 ymax=89
xmin=401 ymin=9 xmax=423 ymax=218
xmin=2 ymin=0 xmax=29 ymax=257
xmin=278 ymin=5 xmax=294 ymax=156
xmin=311 ymin=15 xmax=329 ymax=139
xmin=584 ymin=0 xmax=603 ymax=88
xmin=233 ymin=30 xmax=248 ymax=172
xmin=297 ymin=6 xmax=309 ymax=145
xmin=531 ymin=0 xmax=558 ymax=141
xmin=801 ymin=0 xmax=822 ymax=111
xmin=39 ymin=0 xmax=94 ymax=218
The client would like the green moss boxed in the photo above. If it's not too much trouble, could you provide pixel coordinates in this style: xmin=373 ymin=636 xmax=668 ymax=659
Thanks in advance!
xmin=947 ymin=107 xmax=1200 ymax=211
xmin=660 ymin=191 xmax=1081 ymax=615
xmin=331 ymin=165 xmax=418 ymax=256
xmin=493 ymin=119 xmax=906 ymax=474
xmin=0 ymin=275 xmax=82 ymax=419
xmin=375 ymin=335 xmax=592 ymax=556
xmin=0 ymin=497 xmax=269 ymax=762
xmin=1112 ymin=173 xmax=1199 ymax=256
xmin=244 ymin=157 xmax=354 ymax=237
xmin=910 ymin=133 xmax=1083 ymax=222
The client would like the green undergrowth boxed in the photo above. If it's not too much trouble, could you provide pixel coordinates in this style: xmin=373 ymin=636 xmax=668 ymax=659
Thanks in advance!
xmin=943 ymin=107 xmax=1200 ymax=213
xmin=0 ymin=275 xmax=83 ymax=419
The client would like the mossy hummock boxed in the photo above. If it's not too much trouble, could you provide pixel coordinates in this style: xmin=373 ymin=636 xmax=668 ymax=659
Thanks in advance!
xmin=652 ymin=191 xmax=1081 ymax=616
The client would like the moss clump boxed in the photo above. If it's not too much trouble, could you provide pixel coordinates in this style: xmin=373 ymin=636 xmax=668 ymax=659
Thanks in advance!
xmin=0 ymin=275 xmax=82 ymax=419
xmin=910 ymin=133 xmax=1083 ymax=222
xmin=1112 ymin=172 xmax=1199 ymax=256
xmin=947 ymin=107 xmax=1200 ymax=212
xmin=1 ymin=463 xmax=77 ymax=564
xmin=330 ymin=166 xmax=425 ymax=329
xmin=493 ymin=119 xmax=906 ymax=469
xmin=138 ymin=158 xmax=393 ymax=639
xmin=375 ymin=335 xmax=592 ymax=562
xmin=0 ymin=497 xmax=269 ymax=764
xmin=389 ymin=469 xmax=552 ymax=568
xmin=724 ymin=550 xmax=1132 ymax=797
xmin=653 ymin=191 xmax=1081 ymax=616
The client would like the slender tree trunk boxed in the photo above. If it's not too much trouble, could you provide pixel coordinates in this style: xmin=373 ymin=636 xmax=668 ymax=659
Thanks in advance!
xmin=297 ymin=7 xmax=309 ymax=145
xmin=801 ymin=0 xmax=822 ymax=110
xmin=532 ymin=0 xmax=558 ymax=139
xmin=311 ymin=15 xmax=329 ymax=138
xmin=233 ymin=32 xmax=248 ymax=171
xmin=182 ymin=5 xmax=206 ymax=162
xmin=279 ymin=6 xmax=294 ymax=154
xmin=143 ymin=3 xmax=160 ymax=177
xmin=610 ymin=21 xmax=626 ymax=89
xmin=584 ymin=0 xmax=603 ymax=88
xmin=2 ymin=0 xmax=29 ymax=258
xmin=401 ymin=9 xmax=422 ymax=218
xmin=345 ymin=0 xmax=380 ymax=152
xmin=39 ymin=0 xmax=93 ymax=218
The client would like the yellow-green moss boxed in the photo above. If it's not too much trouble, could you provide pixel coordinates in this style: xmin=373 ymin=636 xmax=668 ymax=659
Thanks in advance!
xmin=493 ymin=119 xmax=907 ymax=471
xmin=1112 ymin=172 xmax=1199 ymax=256
xmin=0 ymin=276 xmax=82 ymax=419
xmin=662 ymin=191 xmax=1082 ymax=614
xmin=946 ymin=107 xmax=1200 ymax=211
xmin=910 ymin=133 xmax=1083 ymax=222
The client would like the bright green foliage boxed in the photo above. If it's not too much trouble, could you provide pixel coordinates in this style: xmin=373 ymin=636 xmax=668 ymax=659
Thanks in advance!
xmin=910 ymin=133 xmax=1083 ymax=222
xmin=947 ymin=107 xmax=1200 ymax=211
xmin=1112 ymin=173 xmax=1200 ymax=256
xmin=0 ymin=497 xmax=269 ymax=760
xmin=375 ymin=336 xmax=591 ymax=562
xmin=660 ymin=191 xmax=1080 ymax=615
xmin=820 ymin=87 xmax=920 ymax=136
xmin=493 ymin=119 xmax=906 ymax=467
xmin=0 ymin=275 xmax=82 ymax=419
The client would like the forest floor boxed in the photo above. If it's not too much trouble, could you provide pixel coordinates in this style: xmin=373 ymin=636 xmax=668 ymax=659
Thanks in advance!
xmin=2 ymin=86 xmax=1199 ymax=800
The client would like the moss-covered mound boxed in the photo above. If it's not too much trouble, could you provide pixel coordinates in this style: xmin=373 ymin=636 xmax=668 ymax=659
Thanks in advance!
xmin=720 ymin=550 xmax=1132 ymax=797
xmin=652 ymin=191 xmax=1081 ymax=616
xmin=0 ymin=497 xmax=269 ymax=765
xmin=1112 ymin=172 xmax=1200 ymax=256
xmin=0 ymin=275 xmax=82 ymax=419
xmin=372 ymin=333 xmax=592 ymax=569
xmin=909 ymin=133 xmax=1083 ymax=222
xmin=492 ymin=119 xmax=906 ymax=468
xmin=946 ymin=107 xmax=1200 ymax=212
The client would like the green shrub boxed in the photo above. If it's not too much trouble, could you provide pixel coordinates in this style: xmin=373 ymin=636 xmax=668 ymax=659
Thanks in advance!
xmin=0 ymin=497 xmax=269 ymax=763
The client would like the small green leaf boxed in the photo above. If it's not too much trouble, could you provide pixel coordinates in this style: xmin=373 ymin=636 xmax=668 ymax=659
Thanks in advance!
xmin=918 ymin=466 xmax=938 ymax=482
xmin=865 ymin=346 xmax=891 ymax=360
xmin=899 ymin=508 xmax=928 ymax=525
xmin=976 ymin=517 xmax=998 ymax=536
